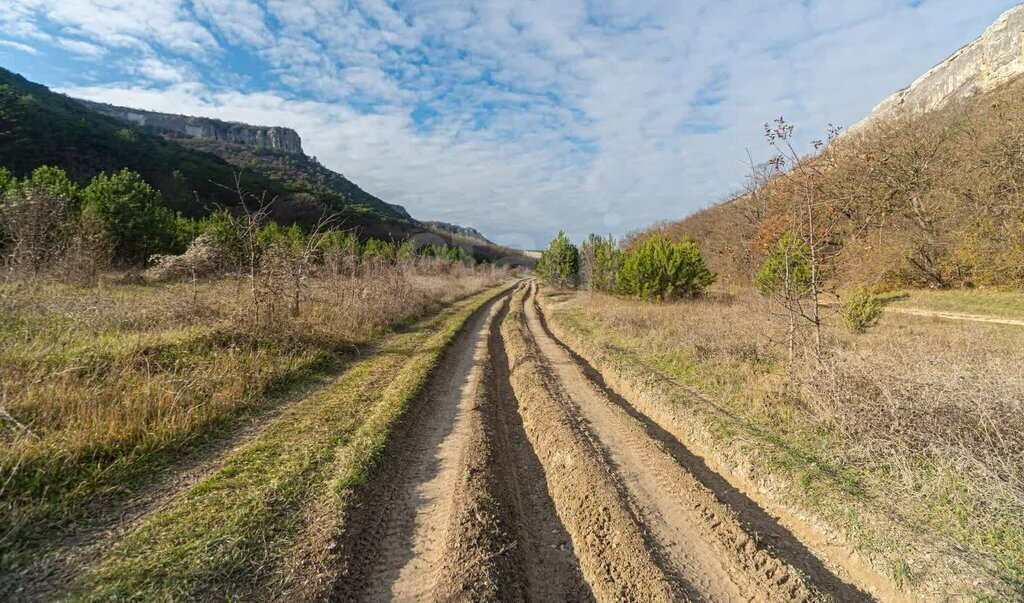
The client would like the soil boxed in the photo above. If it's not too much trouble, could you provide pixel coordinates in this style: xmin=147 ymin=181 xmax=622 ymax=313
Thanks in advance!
xmin=18 ymin=280 xmax=893 ymax=601
xmin=888 ymin=306 xmax=1024 ymax=326
xmin=334 ymin=280 xmax=873 ymax=600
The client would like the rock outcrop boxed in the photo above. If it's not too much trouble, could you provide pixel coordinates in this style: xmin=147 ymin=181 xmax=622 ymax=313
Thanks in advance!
xmin=424 ymin=221 xmax=493 ymax=244
xmin=849 ymin=4 xmax=1024 ymax=134
xmin=79 ymin=99 xmax=303 ymax=153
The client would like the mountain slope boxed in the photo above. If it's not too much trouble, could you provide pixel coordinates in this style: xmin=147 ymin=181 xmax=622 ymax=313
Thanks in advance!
xmin=647 ymin=6 xmax=1024 ymax=290
xmin=78 ymin=99 xmax=304 ymax=152
xmin=0 ymin=67 xmax=416 ymax=238
xmin=849 ymin=4 xmax=1024 ymax=134
xmin=78 ymin=98 xmax=413 ymax=223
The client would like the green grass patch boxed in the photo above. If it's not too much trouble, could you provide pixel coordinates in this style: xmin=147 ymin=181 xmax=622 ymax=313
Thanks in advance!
xmin=66 ymin=285 xmax=505 ymax=600
xmin=891 ymin=289 xmax=1024 ymax=318
xmin=0 ymin=274 xmax=503 ymax=585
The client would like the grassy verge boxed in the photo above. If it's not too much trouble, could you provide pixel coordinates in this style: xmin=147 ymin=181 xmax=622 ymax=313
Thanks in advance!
xmin=885 ymin=289 xmax=1024 ymax=318
xmin=0 ymin=270 xmax=503 ymax=578
xmin=542 ymin=288 xmax=1023 ymax=599
xmin=66 ymin=284 xmax=509 ymax=600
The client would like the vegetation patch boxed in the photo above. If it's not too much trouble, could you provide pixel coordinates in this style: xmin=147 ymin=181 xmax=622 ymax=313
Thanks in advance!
xmin=888 ymin=289 xmax=1024 ymax=319
xmin=0 ymin=269 xmax=507 ymax=582
xmin=66 ymin=285 xmax=507 ymax=600
xmin=542 ymin=289 xmax=1023 ymax=598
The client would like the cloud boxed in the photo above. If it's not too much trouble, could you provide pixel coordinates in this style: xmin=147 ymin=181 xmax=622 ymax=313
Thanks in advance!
xmin=57 ymin=37 xmax=107 ymax=58
xmin=133 ymin=57 xmax=189 ymax=83
xmin=7 ymin=0 xmax=1022 ymax=247
xmin=0 ymin=39 xmax=39 ymax=55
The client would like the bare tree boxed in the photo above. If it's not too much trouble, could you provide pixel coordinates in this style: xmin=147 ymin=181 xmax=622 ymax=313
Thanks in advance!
xmin=761 ymin=117 xmax=849 ymax=360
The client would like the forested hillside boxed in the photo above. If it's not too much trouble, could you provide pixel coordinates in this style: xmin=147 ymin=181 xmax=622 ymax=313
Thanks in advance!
xmin=423 ymin=221 xmax=493 ymax=244
xmin=652 ymin=75 xmax=1024 ymax=290
xmin=0 ymin=67 xmax=417 ymax=239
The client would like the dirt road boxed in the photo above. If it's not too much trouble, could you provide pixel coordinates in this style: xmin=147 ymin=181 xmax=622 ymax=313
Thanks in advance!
xmin=886 ymin=305 xmax=1024 ymax=326
xmin=334 ymin=281 xmax=874 ymax=601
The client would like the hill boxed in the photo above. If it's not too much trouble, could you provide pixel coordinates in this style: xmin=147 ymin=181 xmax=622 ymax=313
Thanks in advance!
xmin=848 ymin=4 xmax=1024 ymax=135
xmin=0 ymin=67 xmax=523 ymax=252
xmin=78 ymin=99 xmax=414 ymax=226
xmin=647 ymin=4 xmax=1024 ymax=291
xmin=423 ymin=221 xmax=493 ymax=244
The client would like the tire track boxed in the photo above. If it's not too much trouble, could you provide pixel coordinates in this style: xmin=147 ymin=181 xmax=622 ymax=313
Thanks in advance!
xmin=329 ymin=280 xmax=875 ymax=601
xmin=332 ymin=284 xmax=587 ymax=601
xmin=537 ymin=292 xmax=877 ymax=602
xmin=518 ymin=282 xmax=828 ymax=601
xmin=501 ymin=283 xmax=686 ymax=601
xmin=478 ymin=293 xmax=592 ymax=602
xmin=886 ymin=305 xmax=1024 ymax=327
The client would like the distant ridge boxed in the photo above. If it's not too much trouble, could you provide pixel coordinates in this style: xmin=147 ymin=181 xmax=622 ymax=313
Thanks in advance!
xmin=424 ymin=221 xmax=493 ymax=244
xmin=78 ymin=99 xmax=304 ymax=153
xmin=0 ymin=66 xmax=411 ymax=235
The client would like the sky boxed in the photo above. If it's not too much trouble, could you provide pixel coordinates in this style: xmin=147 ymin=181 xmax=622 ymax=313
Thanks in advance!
xmin=0 ymin=0 xmax=1019 ymax=249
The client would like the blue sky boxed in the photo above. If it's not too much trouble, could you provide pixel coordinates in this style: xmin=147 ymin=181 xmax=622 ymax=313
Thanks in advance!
xmin=0 ymin=0 xmax=1018 ymax=248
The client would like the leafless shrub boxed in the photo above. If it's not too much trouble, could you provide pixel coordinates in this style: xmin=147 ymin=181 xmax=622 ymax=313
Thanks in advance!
xmin=146 ymin=235 xmax=223 ymax=283
xmin=54 ymin=213 xmax=112 ymax=287
xmin=0 ymin=188 xmax=74 ymax=275
xmin=1 ymin=190 xmax=112 ymax=287
xmin=800 ymin=326 xmax=1024 ymax=523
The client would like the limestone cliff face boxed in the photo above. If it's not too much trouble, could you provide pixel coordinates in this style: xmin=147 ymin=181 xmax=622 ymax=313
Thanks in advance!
xmin=849 ymin=4 xmax=1024 ymax=134
xmin=79 ymin=99 xmax=303 ymax=153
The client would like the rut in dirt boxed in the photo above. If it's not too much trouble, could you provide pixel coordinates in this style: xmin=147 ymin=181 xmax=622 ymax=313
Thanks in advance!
xmin=331 ymin=286 xmax=589 ymax=601
xmin=531 ymin=290 xmax=873 ymax=602
xmin=516 ymin=282 xmax=871 ymax=601
xmin=331 ymin=280 xmax=872 ymax=601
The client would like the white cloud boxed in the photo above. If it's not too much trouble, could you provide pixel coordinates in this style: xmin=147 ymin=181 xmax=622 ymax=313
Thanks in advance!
xmin=133 ymin=57 xmax=189 ymax=83
xmin=192 ymin=0 xmax=271 ymax=47
xmin=57 ymin=37 xmax=107 ymax=57
xmin=7 ymin=0 xmax=220 ymax=57
xmin=10 ymin=0 xmax=1024 ymax=246
xmin=0 ymin=39 xmax=40 ymax=54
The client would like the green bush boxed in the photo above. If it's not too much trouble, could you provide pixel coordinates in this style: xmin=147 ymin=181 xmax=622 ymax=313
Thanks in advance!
xmin=581 ymin=233 xmax=620 ymax=292
xmin=0 ymin=167 xmax=14 ymax=197
xmin=200 ymin=209 xmax=246 ymax=264
xmin=615 ymin=232 xmax=715 ymax=301
xmin=82 ymin=169 xmax=176 ymax=265
xmin=841 ymin=286 xmax=883 ymax=333
xmin=24 ymin=166 xmax=79 ymax=206
xmin=362 ymin=238 xmax=397 ymax=260
xmin=537 ymin=231 xmax=580 ymax=288
xmin=320 ymin=230 xmax=358 ymax=254
xmin=172 ymin=215 xmax=203 ymax=253
xmin=755 ymin=231 xmax=814 ymax=297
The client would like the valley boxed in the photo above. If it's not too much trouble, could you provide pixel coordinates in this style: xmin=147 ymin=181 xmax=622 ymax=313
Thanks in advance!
xmin=2 ymin=2 xmax=1024 ymax=601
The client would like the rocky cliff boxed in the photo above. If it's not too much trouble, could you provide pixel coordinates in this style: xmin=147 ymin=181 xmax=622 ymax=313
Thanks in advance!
xmin=79 ymin=99 xmax=304 ymax=153
xmin=424 ymin=221 xmax=493 ymax=244
xmin=849 ymin=4 xmax=1024 ymax=134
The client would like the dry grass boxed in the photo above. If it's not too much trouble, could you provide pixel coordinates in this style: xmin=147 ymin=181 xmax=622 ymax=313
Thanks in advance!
xmin=548 ymin=289 xmax=1024 ymax=594
xmin=67 ymin=285 xmax=506 ymax=600
xmin=0 ymin=262 xmax=507 ymax=572
xmin=804 ymin=315 xmax=1024 ymax=584
xmin=886 ymin=288 xmax=1024 ymax=319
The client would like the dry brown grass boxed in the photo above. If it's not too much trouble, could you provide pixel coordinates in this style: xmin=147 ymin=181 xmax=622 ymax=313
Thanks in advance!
xmin=0 ymin=261 xmax=507 ymax=569
xmin=550 ymin=289 xmax=1024 ymax=593
xmin=802 ymin=315 xmax=1024 ymax=583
